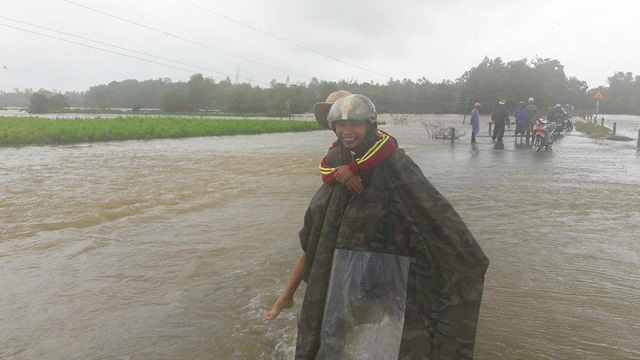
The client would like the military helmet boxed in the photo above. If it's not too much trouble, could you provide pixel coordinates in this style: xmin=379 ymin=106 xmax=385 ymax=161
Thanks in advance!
xmin=326 ymin=94 xmax=377 ymax=130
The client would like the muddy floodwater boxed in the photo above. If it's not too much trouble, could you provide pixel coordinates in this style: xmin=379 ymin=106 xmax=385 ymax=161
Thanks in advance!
xmin=1 ymin=118 xmax=639 ymax=359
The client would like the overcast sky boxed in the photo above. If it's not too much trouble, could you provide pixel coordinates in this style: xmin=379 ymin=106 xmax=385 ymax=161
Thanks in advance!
xmin=1 ymin=0 xmax=639 ymax=92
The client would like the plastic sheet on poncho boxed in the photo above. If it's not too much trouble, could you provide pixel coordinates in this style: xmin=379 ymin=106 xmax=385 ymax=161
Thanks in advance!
xmin=316 ymin=249 xmax=410 ymax=359
xmin=296 ymin=146 xmax=489 ymax=360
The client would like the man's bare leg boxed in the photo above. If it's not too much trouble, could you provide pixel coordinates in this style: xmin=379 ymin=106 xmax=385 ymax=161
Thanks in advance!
xmin=264 ymin=252 xmax=306 ymax=320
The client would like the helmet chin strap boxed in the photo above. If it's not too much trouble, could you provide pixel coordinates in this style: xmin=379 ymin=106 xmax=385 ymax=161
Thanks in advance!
xmin=349 ymin=122 xmax=378 ymax=156
xmin=365 ymin=121 xmax=378 ymax=139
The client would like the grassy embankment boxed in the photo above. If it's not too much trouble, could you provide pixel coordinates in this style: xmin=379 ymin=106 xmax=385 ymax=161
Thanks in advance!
xmin=8 ymin=108 xmax=271 ymax=117
xmin=0 ymin=116 xmax=321 ymax=147
xmin=5 ymin=108 xmax=272 ymax=117
xmin=61 ymin=109 xmax=270 ymax=117
xmin=575 ymin=122 xmax=633 ymax=141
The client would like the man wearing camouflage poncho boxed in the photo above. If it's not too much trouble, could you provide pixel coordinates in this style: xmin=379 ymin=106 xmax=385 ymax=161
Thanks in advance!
xmin=266 ymin=94 xmax=489 ymax=359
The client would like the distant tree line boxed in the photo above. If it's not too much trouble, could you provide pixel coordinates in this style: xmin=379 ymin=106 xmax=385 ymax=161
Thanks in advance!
xmin=26 ymin=90 xmax=70 ymax=114
xmin=595 ymin=71 xmax=640 ymax=114
xmin=1 ymin=57 xmax=638 ymax=115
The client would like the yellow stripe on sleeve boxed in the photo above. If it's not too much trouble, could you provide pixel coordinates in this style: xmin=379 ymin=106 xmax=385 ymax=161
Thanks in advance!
xmin=356 ymin=133 xmax=389 ymax=164
xmin=319 ymin=164 xmax=336 ymax=174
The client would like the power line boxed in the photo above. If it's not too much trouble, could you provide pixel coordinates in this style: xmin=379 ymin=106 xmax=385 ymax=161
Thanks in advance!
xmin=0 ymin=22 xmax=230 ymax=81
xmin=60 ymin=0 xmax=312 ymax=81
xmin=0 ymin=22 xmax=483 ymax=112
xmin=58 ymin=0 xmax=484 ymax=99
xmin=180 ymin=1 xmax=506 ymax=99
xmin=0 ymin=15 xmax=270 ymax=87
xmin=60 ymin=0 xmax=506 ymax=100
xmin=1 ymin=23 xmax=503 ymax=109
xmin=2 ymin=25 xmax=503 ymax=114
xmin=181 ymin=0 xmax=394 ymax=79
xmin=0 ymin=18 xmax=497 ymax=107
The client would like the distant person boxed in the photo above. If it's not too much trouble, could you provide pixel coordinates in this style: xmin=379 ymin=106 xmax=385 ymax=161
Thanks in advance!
xmin=525 ymin=97 xmax=538 ymax=143
xmin=491 ymin=99 xmax=510 ymax=142
xmin=547 ymin=104 xmax=568 ymax=132
xmin=548 ymin=104 xmax=565 ymax=121
xmin=470 ymin=102 xmax=481 ymax=143
xmin=514 ymin=101 xmax=527 ymax=143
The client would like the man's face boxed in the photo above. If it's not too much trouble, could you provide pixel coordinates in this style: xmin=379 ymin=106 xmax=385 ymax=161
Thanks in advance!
xmin=334 ymin=120 xmax=367 ymax=149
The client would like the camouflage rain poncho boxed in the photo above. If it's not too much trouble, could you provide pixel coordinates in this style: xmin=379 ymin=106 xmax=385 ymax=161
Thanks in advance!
xmin=296 ymin=145 xmax=489 ymax=359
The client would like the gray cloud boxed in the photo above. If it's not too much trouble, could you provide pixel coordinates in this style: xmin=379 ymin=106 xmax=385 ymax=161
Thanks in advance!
xmin=1 ymin=0 xmax=639 ymax=92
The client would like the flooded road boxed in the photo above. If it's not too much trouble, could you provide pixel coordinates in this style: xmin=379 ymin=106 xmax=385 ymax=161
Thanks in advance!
xmin=596 ymin=114 xmax=640 ymax=139
xmin=1 ymin=121 xmax=639 ymax=359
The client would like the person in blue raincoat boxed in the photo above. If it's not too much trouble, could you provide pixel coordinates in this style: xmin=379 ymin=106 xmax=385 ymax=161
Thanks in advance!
xmin=513 ymin=101 xmax=527 ymax=144
xmin=470 ymin=102 xmax=481 ymax=143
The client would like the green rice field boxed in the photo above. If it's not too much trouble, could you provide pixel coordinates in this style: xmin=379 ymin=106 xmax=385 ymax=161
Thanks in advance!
xmin=0 ymin=116 xmax=321 ymax=147
xmin=62 ymin=109 xmax=268 ymax=117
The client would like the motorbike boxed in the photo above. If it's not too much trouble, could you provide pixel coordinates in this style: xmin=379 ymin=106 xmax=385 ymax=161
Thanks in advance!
xmin=554 ymin=112 xmax=574 ymax=132
xmin=550 ymin=113 xmax=565 ymax=135
xmin=564 ymin=114 xmax=574 ymax=131
xmin=532 ymin=117 xmax=556 ymax=152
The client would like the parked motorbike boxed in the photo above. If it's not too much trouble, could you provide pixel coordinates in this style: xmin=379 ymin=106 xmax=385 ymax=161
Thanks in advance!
xmin=532 ymin=117 xmax=556 ymax=152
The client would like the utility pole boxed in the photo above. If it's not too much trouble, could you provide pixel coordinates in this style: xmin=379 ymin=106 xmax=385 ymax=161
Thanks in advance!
xmin=285 ymin=99 xmax=291 ymax=120
xmin=462 ymin=96 xmax=470 ymax=124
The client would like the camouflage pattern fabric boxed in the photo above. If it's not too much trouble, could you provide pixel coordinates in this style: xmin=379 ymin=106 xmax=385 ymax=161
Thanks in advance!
xmin=297 ymin=146 xmax=489 ymax=359
xmin=326 ymin=94 xmax=377 ymax=130
xmin=525 ymin=104 xmax=538 ymax=126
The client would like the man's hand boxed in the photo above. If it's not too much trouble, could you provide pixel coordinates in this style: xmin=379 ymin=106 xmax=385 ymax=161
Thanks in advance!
xmin=332 ymin=165 xmax=363 ymax=194
xmin=345 ymin=176 xmax=364 ymax=194
xmin=334 ymin=165 xmax=355 ymax=183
